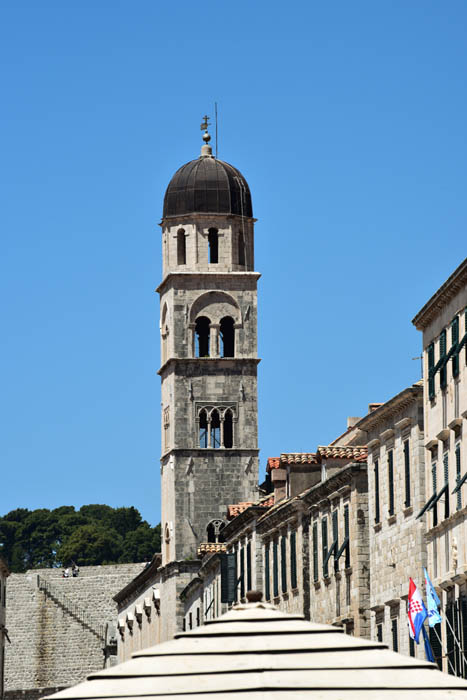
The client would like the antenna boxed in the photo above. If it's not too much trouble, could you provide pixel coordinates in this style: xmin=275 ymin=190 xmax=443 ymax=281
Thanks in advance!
xmin=215 ymin=102 xmax=218 ymax=158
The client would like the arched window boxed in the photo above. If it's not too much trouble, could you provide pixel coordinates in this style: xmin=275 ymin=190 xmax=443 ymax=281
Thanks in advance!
xmin=207 ymin=519 xmax=225 ymax=543
xmin=210 ymin=410 xmax=221 ymax=448
xmin=161 ymin=304 xmax=168 ymax=364
xmin=199 ymin=409 xmax=208 ymax=448
xmin=177 ymin=229 xmax=186 ymax=265
xmin=224 ymin=409 xmax=233 ymax=448
xmin=238 ymin=230 xmax=245 ymax=266
xmin=195 ymin=316 xmax=210 ymax=357
xmin=208 ymin=228 xmax=218 ymax=264
xmin=220 ymin=316 xmax=235 ymax=357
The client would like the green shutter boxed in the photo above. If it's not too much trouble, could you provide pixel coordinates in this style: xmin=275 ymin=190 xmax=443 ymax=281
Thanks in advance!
xmin=391 ymin=618 xmax=398 ymax=652
xmin=312 ymin=522 xmax=318 ymax=582
xmin=344 ymin=504 xmax=350 ymax=568
xmin=428 ymin=343 xmax=435 ymax=400
xmin=246 ymin=541 xmax=252 ymax=592
xmin=432 ymin=462 xmax=438 ymax=527
xmin=440 ymin=329 xmax=447 ymax=390
xmin=280 ymin=535 xmax=287 ymax=593
xmin=404 ymin=440 xmax=411 ymax=507
xmin=264 ymin=543 xmax=270 ymax=601
xmin=332 ymin=510 xmax=339 ymax=572
xmin=456 ymin=446 xmax=462 ymax=510
xmin=388 ymin=450 xmax=394 ymax=516
xmin=240 ymin=546 xmax=245 ymax=599
xmin=429 ymin=625 xmax=443 ymax=670
xmin=374 ymin=459 xmax=380 ymax=523
xmin=322 ymin=517 xmax=328 ymax=578
xmin=290 ymin=530 xmax=297 ymax=589
xmin=273 ymin=539 xmax=279 ymax=597
xmin=444 ymin=453 xmax=450 ymax=519
xmin=452 ymin=316 xmax=460 ymax=377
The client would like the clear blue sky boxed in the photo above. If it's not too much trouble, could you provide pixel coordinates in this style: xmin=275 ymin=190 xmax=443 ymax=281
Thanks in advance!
xmin=1 ymin=1 xmax=466 ymax=526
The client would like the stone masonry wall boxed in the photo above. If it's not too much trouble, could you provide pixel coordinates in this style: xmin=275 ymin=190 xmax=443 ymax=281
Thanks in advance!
xmin=5 ymin=563 xmax=144 ymax=698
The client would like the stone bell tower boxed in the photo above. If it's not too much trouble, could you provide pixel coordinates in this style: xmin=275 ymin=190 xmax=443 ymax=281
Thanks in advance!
xmin=158 ymin=120 xmax=260 ymax=564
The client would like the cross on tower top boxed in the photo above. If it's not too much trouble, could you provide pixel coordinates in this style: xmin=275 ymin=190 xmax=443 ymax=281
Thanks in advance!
xmin=200 ymin=115 xmax=210 ymax=131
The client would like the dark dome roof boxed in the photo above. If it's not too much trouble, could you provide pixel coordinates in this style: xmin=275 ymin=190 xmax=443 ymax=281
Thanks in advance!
xmin=163 ymin=156 xmax=253 ymax=218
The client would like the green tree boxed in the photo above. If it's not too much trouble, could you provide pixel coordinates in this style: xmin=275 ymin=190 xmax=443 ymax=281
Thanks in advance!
xmin=57 ymin=524 xmax=123 ymax=567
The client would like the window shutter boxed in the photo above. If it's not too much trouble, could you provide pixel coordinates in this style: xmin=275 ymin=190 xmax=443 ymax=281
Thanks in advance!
xmin=440 ymin=329 xmax=447 ymax=390
xmin=312 ymin=522 xmax=319 ymax=582
xmin=280 ymin=535 xmax=287 ymax=593
xmin=452 ymin=316 xmax=460 ymax=377
xmin=264 ymin=543 xmax=270 ymax=601
xmin=446 ymin=601 xmax=455 ymax=675
xmin=322 ymin=517 xmax=328 ymax=578
xmin=404 ymin=440 xmax=411 ymax=507
xmin=428 ymin=342 xmax=435 ymax=400
xmin=344 ymin=504 xmax=350 ymax=568
xmin=290 ymin=530 xmax=297 ymax=589
xmin=273 ymin=539 xmax=279 ymax=597
xmin=456 ymin=446 xmax=462 ymax=510
xmin=432 ymin=462 xmax=438 ymax=527
xmin=409 ymin=635 xmax=415 ymax=657
xmin=240 ymin=546 xmax=245 ymax=599
xmin=246 ymin=541 xmax=252 ymax=592
xmin=374 ymin=459 xmax=380 ymax=523
xmin=461 ymin=597 xmax=467 ymax=677
xmin=444 ymin=453 xmax=450 ymax=520
xmin=391 ymin=618 xmax=398 ymax=652
xmin=332 ymin=510 xmax=339 ymax=572
xmin=388 ymin=450 xmax=395 ymax=516
xmin=377 ymin=623 xmax=383 ymax=643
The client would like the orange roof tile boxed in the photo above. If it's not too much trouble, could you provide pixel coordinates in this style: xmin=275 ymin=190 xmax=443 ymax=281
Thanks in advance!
xmin=227 ymin=502 xmax=253 ymax=519
xmin=266 ymin=457 xmax=281 ymax=472
xmin=317 ymin=445 xmax=368 ymax=462
xmin=197 ymin=543 xmax=227 ymax=557
xmin=280 ymin=453 xmax=319 ymax=465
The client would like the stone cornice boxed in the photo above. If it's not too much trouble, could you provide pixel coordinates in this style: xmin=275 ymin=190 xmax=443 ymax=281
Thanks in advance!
xmin=157 ymin=271 xmax=261 ymax=294
xmin=160 ymin=212 xmax=257 ymax=226
xmin=113 ymin=554 xmax=162 ymax=606
xmin=412 ymin=257 xmax=467 ymax=331
xmin=158 ymin=357 xmax=261 ymax=376
xmin=222 ymin=506 xmax=267 ymax=539
xmin=355 ymin=384 xmax=422 ymax=433
xmin=257 ymin=497 xmax=305 ymax=534
xmin=301 ymin=463 xmax=366 ymax=508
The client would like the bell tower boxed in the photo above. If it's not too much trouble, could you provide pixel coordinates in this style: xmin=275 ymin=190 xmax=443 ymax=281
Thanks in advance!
xmin=158 ymin=121 xmax=260 ymax=563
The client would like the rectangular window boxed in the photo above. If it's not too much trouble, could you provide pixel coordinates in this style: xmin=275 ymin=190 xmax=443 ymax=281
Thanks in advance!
xmin=432 ymin=462 xmax=438 ymax=527
xmin=444 ymin=452 xmax=450 ymax=520
xmin=280 ymin=535 xmax=287 ymax=593
xmin=183 ymin=617 xmax=186 ymax=632
xmin=189 ymin=612 xmax=192 ymax=630
xmin=452 ymin=316 xmax=459 ymax=378
xmin=240 ymin=546 xmax=245 ymax=599
xmin=374 ymin=459 xmax=380 ymax=523
xmin=440 ymin=329 xmax=447 ymax=390
xmin=404 ymin=440 xmax=411 ymax=507
xmin=332 ymin=510 xmax=339 ymax=573
xmin=456 ymin=445 xmax=462 ymax=511
xmin=391 ymin=617 xmax=398 ymax=652
xmin=196 ymin=607 xmax=200 ymax=626
xmin=409 ymin=635 xmax=415 ymax=657
xmin=290 ymin=530 xmax=297 ymax=589
xmin=312 ymin=521 xmax=319 ymax=582
xmin=430 ymin=625 xmax=443 ymax=670
xmin=428 ymin=342 xmax=435 ymax=400
xmin=246 ymin=541 xmax=252 ymax=592
xmin=273 ymin=539 xmax=279 ymax=597
xmin=377 ymin=623 xmax=383 ymax=643
xmin=344 ymin=504 xmax=350 ymax=568
xmin=388 ymin=450 xmax=394 ymax=516
xmin=322 ymin=517 xmax=329 ymax=578
xmin=264 ymin=543 xmax=270 ymax=601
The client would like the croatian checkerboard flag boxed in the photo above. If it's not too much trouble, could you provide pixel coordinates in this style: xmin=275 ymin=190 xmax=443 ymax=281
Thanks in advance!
xmin=408 ymin=577 xmax=428 ymax=643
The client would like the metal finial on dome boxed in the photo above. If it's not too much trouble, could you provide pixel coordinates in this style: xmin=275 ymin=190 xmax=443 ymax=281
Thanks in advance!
xmin=200 ymin=114 xmax=213 ymax=157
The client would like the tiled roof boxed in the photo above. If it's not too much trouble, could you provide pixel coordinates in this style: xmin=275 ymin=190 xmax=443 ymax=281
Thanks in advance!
xmin=227 ymin=502 xmax=253 ymax=519
xmin=266 ymin=457 xmax=280 ymax=471
xmin=197 ymin=543 xmax=227 ymax=557
xmin=227 ymin=494 xmax=275 ymax=520
xmin=280 ymin=453 xmax=319 ymax=465
xmin=317 ymin=445 xmax=368 ymax=462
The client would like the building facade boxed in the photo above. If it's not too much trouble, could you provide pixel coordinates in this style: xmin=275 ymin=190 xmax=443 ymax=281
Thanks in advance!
xmin=413 ymin=257 xmax=467 ymax=675
xmin=0 ymin=558 xmax=10 ymax=700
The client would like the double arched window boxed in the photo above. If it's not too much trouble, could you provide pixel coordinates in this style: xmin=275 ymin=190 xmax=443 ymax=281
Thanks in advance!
xmin=206 ymin=519 xmax=225 ymax=543
xmin=194 ymin=315 xmax=235 ymax=358
xmin=198 ymin=406 xmax=235 ymax=448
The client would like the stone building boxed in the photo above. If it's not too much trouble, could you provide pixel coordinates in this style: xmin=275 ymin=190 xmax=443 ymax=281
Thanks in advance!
xmin=1 ymin=557 xmax=10 ymax=700
xmin=4 ymin=564 xmax=144 ymax=700
xmin=355 ymin=383 xmax=427 ymax=658
xmin=412 ymin=256 xmax=467 ymax=675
